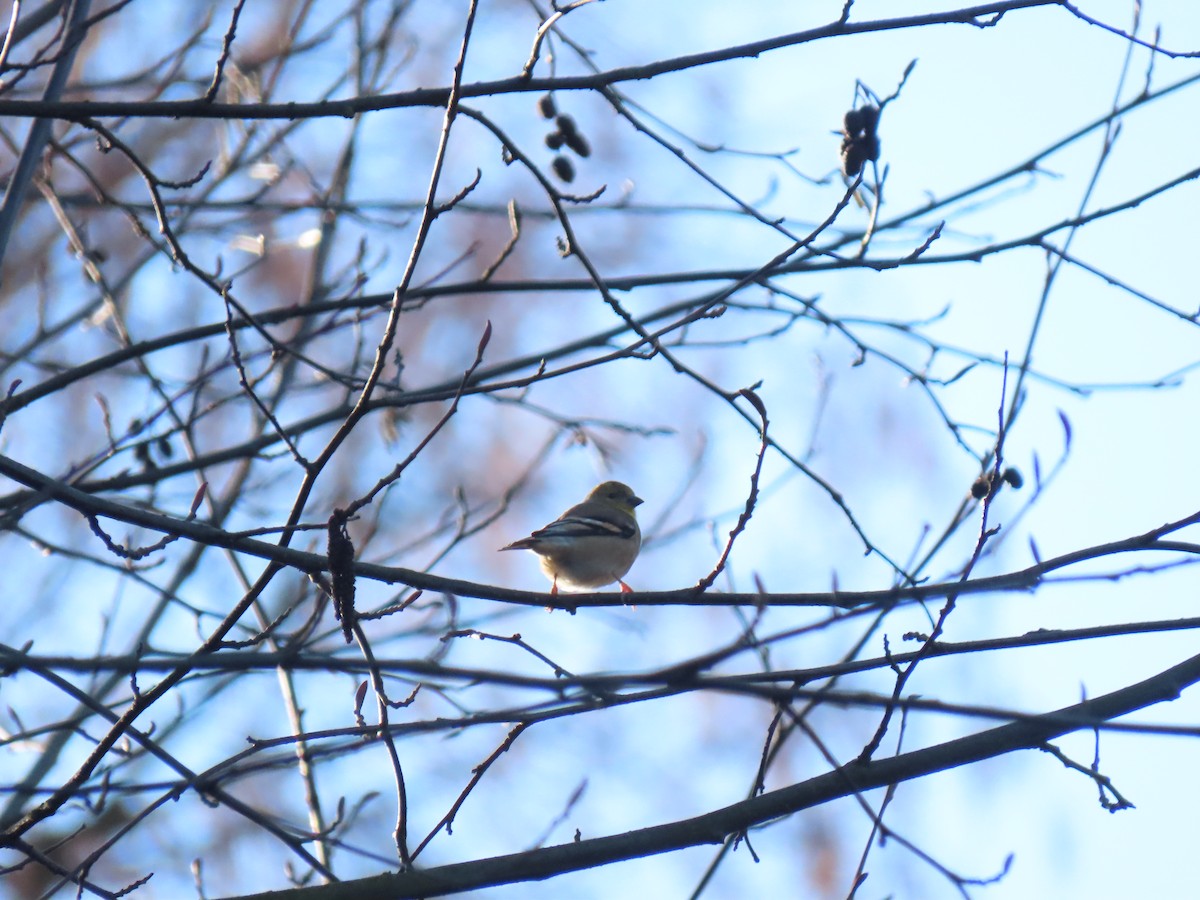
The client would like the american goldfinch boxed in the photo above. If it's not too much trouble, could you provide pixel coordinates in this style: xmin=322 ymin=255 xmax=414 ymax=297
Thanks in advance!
xmin=500 ymin=481 xmax=643 ymax=594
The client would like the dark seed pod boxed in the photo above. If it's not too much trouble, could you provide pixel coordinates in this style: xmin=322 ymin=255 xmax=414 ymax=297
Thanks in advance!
xmin=555 ymin=114 xmax=578 ymax=137
xmin=1002 ymin=467 xmax=1024 ymax=489
xmin=537 ymin=93 xmax=557 ymax=119
xmin=840 ymin=140 xmax=864 ymax=177
xmin=551 ymin=155 xmax=575 ymax=182
xmin=860 ymin=132 xmax=880 ymax=163
xmin=970 ymin=474 xmax=991 ymax=499
xmin=843 ymin=108 xmax=865 ymax=134
xmin=563 ymin=129 xmax=591 ymax=158
xmin=545 ymin=131 xmax=565 ymax=150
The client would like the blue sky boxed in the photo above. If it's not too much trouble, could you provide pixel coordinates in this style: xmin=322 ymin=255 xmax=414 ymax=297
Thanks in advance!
xmin=2 ymin=3 xmax=1199 ymax=897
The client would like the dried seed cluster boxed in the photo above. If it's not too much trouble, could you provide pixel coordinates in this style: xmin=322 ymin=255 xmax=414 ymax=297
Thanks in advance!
xmin=971 ymin=467 xmax=1024 ymax=499
xmin=538 ymin=93 xmax=591 ymax=183
xmin=840 ymin=105 xmax=880 ymax=177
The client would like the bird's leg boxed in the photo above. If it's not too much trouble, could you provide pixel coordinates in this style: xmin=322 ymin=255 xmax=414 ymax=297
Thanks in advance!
xmin=618 ymin=580 xmax=633 ymax=593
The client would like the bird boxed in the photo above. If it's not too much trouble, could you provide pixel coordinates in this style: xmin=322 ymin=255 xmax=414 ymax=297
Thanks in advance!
xmin=499 ymin=481 xmax=643 ymax=595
